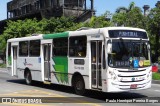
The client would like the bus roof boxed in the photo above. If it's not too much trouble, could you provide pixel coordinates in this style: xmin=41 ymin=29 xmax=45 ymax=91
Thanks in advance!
xmin=7 ymin=27 xmax=148 ymax=42
xmin=69 ymin=27 xmax=147 ymax=37
xmin=7 ymin=34 xmax=43 ymax=42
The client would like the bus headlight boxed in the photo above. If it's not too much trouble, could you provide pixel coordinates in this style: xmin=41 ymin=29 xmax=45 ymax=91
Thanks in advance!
xmin=109 ymin=71 xmax=117 ymax=80
xmin=112 ymin=73 xmax=118 ymax=80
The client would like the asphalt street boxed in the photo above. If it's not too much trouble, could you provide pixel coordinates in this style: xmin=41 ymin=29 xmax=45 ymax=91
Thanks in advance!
xmin=0 ymin=68 xmax=160 ymax=106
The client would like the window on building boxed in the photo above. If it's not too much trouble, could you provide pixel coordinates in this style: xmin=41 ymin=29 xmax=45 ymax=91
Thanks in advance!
xmin=69 ymin=36 xmax=87 ymax=57
xmin=19 ymin=41 xmax=28 ymax=56
xmin=29 ymin=40 xmax=40 ymax=57
xmin=34 ymin=1 xmax=40 ymax=10
xmin=53 ymin=37 xmax=68 ymax=56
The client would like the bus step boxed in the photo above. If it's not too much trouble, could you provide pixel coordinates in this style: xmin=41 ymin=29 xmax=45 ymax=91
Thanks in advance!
xmin=43 ymin=81 xmax=51 ymax=85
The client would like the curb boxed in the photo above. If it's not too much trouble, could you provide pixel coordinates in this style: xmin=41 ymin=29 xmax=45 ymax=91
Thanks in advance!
xmin=152 ymin=80 xmax=160 ymax=84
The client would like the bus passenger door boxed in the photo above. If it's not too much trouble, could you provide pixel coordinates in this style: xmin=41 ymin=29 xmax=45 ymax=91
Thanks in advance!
xmin=43 ymin=44 xmax=51 ymax=81
xmin=13 ymin=46 xmax=18 ymax=76
xmin=91 ymin=41 xmax=102 ymax=89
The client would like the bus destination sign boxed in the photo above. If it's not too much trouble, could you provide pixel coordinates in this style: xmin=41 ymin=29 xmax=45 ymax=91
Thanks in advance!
xmin=108 ymin=30 xmax=147 ymax=39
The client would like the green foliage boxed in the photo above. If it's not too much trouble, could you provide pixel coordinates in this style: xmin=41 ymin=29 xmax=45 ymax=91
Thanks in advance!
xmin=0 ymin=18 xmax=41 ymax=52
xmin=39 ymin=17 xmax=81 ymax=33
xmin=112 ymin=13 xmax=126 ymax=26
xmin=125 ymin=8 xmax=145 ymax=28
xmin=152 ymin=72 xmax=160 ymax=80
xmin=0 ymin=64 xmax=6 ymax=68
xmin=147 ymin=8 xmax=160 ymax=62
xmin=0 ymin=16 xmax=85 ymax=52
xmin=158 ymin=57 xmax=160 ymax=63
xmin=112 ymin=3 xmax=145 ymax=28
xmin=84 ymin=16 xmax=111 ymax=28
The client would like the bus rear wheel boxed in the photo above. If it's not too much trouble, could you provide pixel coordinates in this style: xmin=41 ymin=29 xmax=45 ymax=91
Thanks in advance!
xmin=74 ymin=76 xmax=85 ymax=95
xmin=25 ymin=71 xmax=32 ymax=85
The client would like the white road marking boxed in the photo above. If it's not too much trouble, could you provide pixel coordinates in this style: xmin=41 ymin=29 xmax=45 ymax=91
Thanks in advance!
xmin=154 ymin=90 xmax=160 ymax=92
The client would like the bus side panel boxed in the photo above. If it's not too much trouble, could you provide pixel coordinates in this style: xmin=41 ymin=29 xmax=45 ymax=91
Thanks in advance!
xmin=50 ymin=56 xmax=69 ymax=85
xmin=17 ymin=57 xmax=42 ymax=81
xmin=68 ymin=57 xmax=90 ymax=89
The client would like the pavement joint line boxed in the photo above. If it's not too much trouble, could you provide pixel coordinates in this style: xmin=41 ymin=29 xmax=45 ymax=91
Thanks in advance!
xmin=1 ymin=93 xmax=39 ymax=97
xmin=1 ymin=93 xmax=60 ymax=97
xmin=33 ymin=91 xmax=100 ymax=106
xmin=0 ymin=89 xmax=100 ymax=105
xmin=154 ymin=90 xmax=160 ymax=92
xmin=75 ymin=103 xmax=101 ymax=106
xmin=0 ymin=92 xmax=62 ymax=97
xmin=32 ymin=89 xmax=65 ymax=97
xmin=1 ymin=103 xmax=49 ymax=106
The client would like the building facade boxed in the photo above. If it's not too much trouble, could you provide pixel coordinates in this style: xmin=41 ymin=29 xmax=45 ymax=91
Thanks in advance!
xmin=7 ymin=0 xmax=94 ymax=21
xmin=0 ymin=0 xmax=94 ymax=34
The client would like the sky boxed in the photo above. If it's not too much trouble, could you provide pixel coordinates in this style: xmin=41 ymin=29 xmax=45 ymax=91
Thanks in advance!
xmin=0 ymin=0 xmax=159 ymax=21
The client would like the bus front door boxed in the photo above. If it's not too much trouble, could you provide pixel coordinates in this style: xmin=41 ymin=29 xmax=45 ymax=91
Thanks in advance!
xmin=13 ymin=46 xmax=17 ymax=76
xmin=91 ymin=41 xmax=102 ymax=89
xmin=43 ymin=44 xmax=51 ymax=81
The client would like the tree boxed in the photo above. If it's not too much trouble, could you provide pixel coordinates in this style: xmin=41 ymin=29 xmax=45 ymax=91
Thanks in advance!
xmin=112 ymin=2 xmax=144 ymax=28
xmin=112 ymin=12 xmax=126 ymax=26
xmin=115 ymin=2 xmax=135 ymax=13
xmin=0 ymin=18 xmax=41 ymax=52
xmin=125 ymin=7 xmax=145 ymax=28
xmin=0 ymin=17 xmax=84 ymax=52
xmin=115 ymin=7 xmax=128 ymax=13
xmin=38 ymin=17 xmax=83 ymax=33
xmin=147 ymin=7 xmax=160 ymax=62
xmin=84 ymin=15 xmax=111 ymax=28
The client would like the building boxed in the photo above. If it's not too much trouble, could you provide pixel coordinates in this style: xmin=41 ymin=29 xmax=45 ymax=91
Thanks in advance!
xmin=7 ymin=0 xmax=94 ymax=21
xmin=0 ymin=0 xmax=94 ymax=34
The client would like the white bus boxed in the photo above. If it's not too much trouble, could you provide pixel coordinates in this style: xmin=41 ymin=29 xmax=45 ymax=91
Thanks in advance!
xmin=6 ymin=27 xmax=152 ymax=95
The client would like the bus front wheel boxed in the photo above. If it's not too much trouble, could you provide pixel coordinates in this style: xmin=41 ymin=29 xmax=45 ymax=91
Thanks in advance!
xmin=74 ymin=76 xmax=85 ymax=95
xmin=25 ymin=71 xmax=32 ymax=85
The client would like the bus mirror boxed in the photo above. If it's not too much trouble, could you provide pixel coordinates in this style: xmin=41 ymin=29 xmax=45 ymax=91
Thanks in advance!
xmin=107 ymin=43 xmax=112 ymax=54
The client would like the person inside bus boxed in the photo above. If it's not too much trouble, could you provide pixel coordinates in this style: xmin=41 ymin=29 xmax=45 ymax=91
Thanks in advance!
xmin=77 ymin=46 xmax=84 ymax=57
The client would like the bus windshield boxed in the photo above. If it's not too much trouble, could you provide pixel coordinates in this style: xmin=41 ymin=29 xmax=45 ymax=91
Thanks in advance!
xmin=108 ymin=40 xmax=151 ymax=68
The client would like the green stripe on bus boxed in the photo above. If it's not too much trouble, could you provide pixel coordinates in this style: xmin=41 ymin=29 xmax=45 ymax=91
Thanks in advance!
xmin=8 ymin=56 xmax=11 ymax=65
xmin=43 ymin=32 xmax=69 ymax=39
xmin=52 ymin=56 xmax=68 ymax=83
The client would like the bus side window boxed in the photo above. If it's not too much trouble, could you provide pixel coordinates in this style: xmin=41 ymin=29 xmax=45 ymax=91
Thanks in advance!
xmin=53 ymin=37 xmax=68 ymax=56
xmin=29 ymin=40 xmax=40 ymax=57
xmin=69 ymin=36 xmax=87 ymax=57
xmin=19 ymin=41 xmax=28 ymax=57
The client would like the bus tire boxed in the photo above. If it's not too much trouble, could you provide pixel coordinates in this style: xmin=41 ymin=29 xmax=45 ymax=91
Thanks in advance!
xmin=74 ymin=76 xmax=85 ymax=95
xmin=25 ymin=71 xmax=32 ymax=85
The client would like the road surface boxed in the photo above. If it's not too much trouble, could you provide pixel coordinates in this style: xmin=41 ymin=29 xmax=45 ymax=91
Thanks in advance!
xmin=0 ymin=68 xmax=160 ymax=106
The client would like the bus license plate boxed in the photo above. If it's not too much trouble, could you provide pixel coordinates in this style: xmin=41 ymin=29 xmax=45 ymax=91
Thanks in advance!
xmin=130 ymin=84 xmax=137 ymax=89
